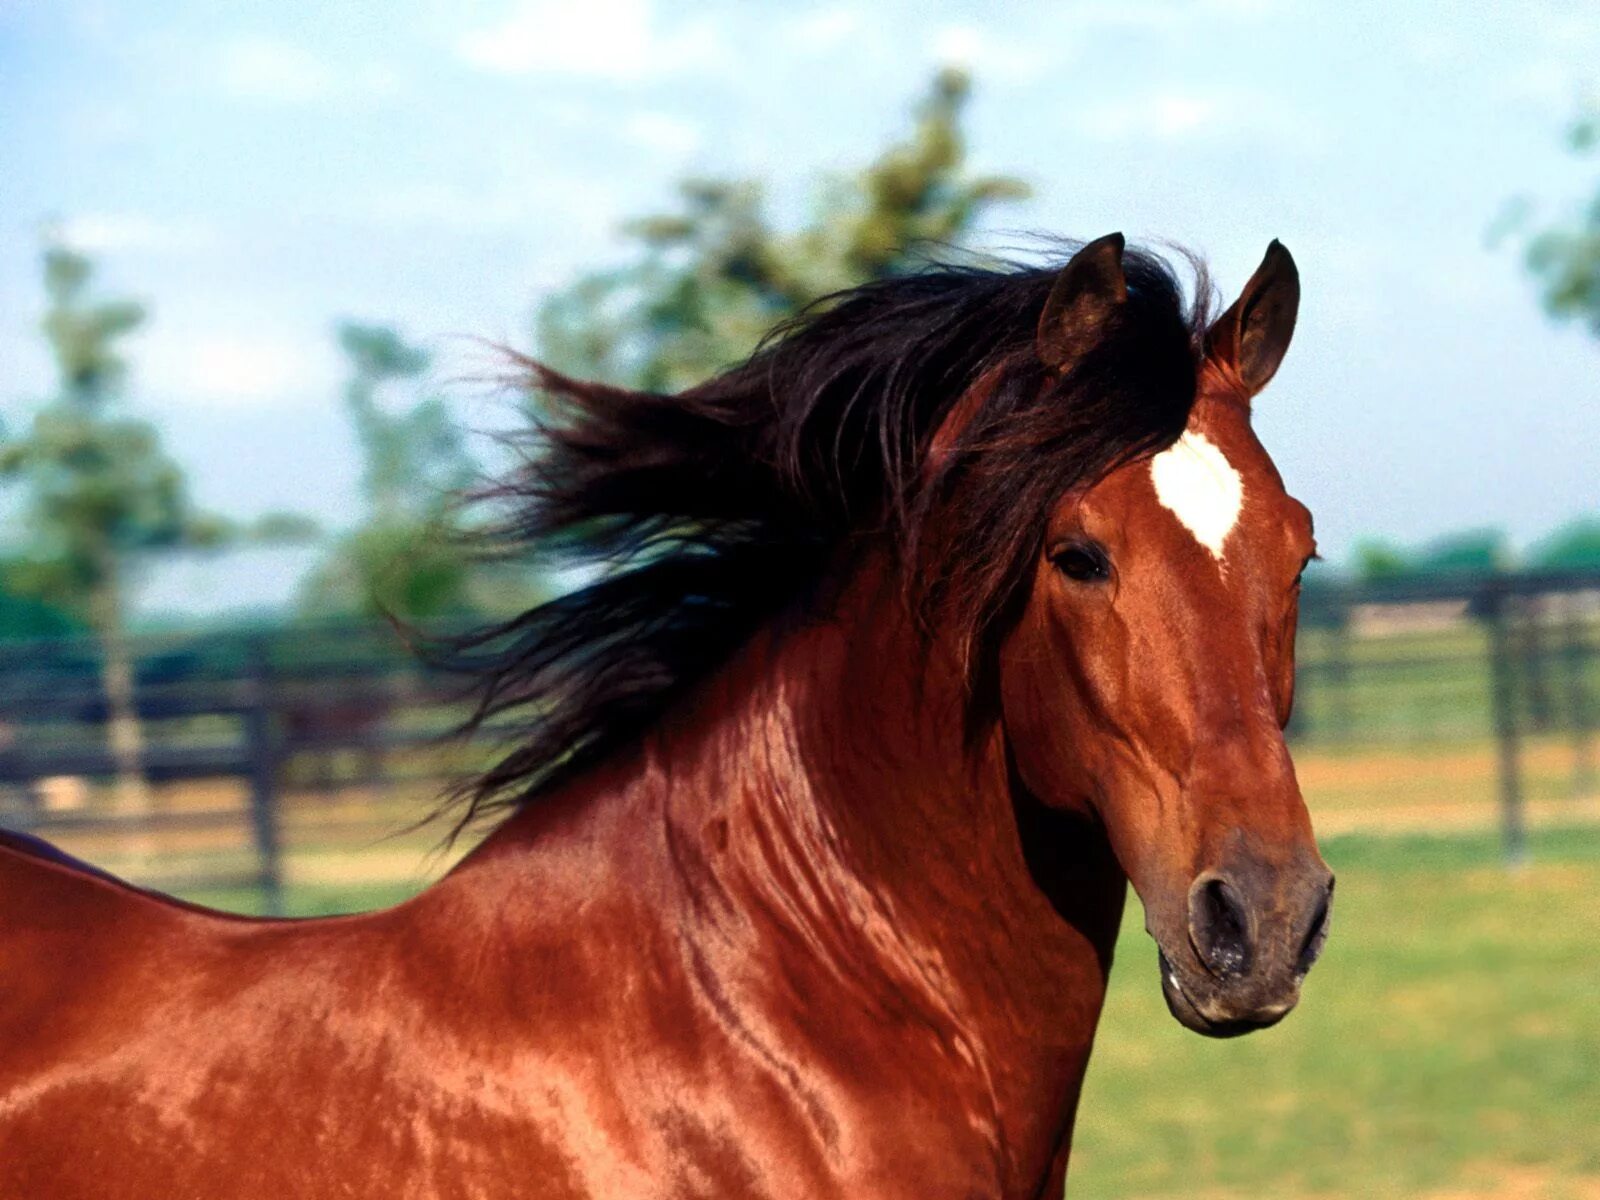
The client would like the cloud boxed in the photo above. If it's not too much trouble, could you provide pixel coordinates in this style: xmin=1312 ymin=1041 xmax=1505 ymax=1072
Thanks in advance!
xmin=928 ymin=24 xmax=1059 ymax=83
xmin=356 ymin=177 xmax=621 ymax=242
xmin=218 ymin=37 xmax=332 ymax=103
xmin=139 ymin=332 xmax=339 ymax=409
xmin=217 ymin=36 xmax=399 ymax=106
xmin=1065 ymin=87 xmax=1321 ymax=149
xmin=787 ymin=7 xmax=866 ymax=52
xmin=54 ymin=213 xmax=218 ymax=254
xmin=1495 ymin=59 xmax=1587 ymax=110
xmin=1072 ymin=91 xmax=1225 ymax=141
xmin=621 ymin=111 xmax=701 ymax=156
xmin=1054 ymin=0 xmax=1298 ymax=39
xmin=455 ymin=0 xmax=725 ymax=82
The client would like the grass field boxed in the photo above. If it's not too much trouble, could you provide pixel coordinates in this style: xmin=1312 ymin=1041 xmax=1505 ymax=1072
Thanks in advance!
xmin=181 ymin=827 xmax=1600 ymax=1200
xmin=1071 ymin=828 xmax=1600 ymax=1200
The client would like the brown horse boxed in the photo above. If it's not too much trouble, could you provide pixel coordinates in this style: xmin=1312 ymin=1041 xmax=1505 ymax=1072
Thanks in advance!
xmin=0 ymin=235 xmax=1331 ymax=1199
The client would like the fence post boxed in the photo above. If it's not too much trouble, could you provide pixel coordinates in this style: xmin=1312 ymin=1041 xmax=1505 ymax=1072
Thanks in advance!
xmin=1484 ymin=577 xmax=1527 ymax=866
xmin=1563 ymin=589 xmax=1595 ymax=796
xmin=244 ymin=636 xmax=284 ymax=915
xmin=1328 ymin=593 xmax=1354 ymax=743
xmin=1287 ymin=589 xmax=1325 ymax=743
xmin=1515 ymin=598 xmax=1553 ymax=732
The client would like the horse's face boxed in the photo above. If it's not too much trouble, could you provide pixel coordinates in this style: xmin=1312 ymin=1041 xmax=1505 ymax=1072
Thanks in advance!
xmin=1000 ymin=239 xmax=1332 ymax=1036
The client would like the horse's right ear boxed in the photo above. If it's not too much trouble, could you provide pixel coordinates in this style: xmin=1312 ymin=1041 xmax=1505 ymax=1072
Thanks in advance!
xmin=1036 ymin=233 xmax=1128 ymax=371
xmin=1204 ymin=240 xmax=1300 ymax=399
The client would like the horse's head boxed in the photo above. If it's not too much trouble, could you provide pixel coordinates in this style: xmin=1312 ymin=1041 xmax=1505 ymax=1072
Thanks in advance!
xmin=999 ymin=235 xmax=1332 ymax=1037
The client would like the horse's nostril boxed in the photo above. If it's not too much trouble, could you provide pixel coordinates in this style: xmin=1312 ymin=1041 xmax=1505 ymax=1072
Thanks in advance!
xmin=1188 ymin=875 xmax=1254 ymax=980
xmin=1296 ymin=877 xmax=1334 ymax=975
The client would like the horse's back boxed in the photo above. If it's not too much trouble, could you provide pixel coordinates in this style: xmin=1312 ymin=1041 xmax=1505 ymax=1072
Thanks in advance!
xmin=0 ymin=833 xmax=492 ymax=1199
xmin=0 ymin=827 xmax=178 ymax=933
xmin=0 ymin=831 xmax=206 ymax=1066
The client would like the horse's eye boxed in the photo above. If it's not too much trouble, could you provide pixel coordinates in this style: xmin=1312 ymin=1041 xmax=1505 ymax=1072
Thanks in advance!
xmin=1293 ymin=552 xmax=1319 ymax=590
xmin=1051 ymin=543 xmax=1111 ymax=583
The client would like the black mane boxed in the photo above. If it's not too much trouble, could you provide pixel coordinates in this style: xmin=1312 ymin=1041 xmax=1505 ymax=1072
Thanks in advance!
xmin=443 ymin=243 xmax=1212 ymax=829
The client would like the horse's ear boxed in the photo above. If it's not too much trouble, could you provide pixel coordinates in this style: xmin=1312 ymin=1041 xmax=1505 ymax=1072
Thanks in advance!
xmin=1205 ymin=240 xmax=1299 ymax=398
xmin=1036 ymin=232 xmax=1128 ymax=370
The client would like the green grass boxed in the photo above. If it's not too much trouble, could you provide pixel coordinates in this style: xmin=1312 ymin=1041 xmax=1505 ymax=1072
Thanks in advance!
xmin=1070 ymin=828 xmax=1600 ymax=1198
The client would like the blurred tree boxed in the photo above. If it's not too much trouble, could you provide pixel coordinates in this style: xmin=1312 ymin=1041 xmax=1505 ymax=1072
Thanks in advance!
xmin=0 ymin=567 xmax=84 ymax=640
xmin=537 ymin=68 xmax=1030 ymax=391
xmin=1352 ymin=539 xmax=1412 ymax=582
xmin=1352 ymin=529 xmax=1510 ymax=583
xmin=300 ymin=323 xmax=519 ymax=622
xmin=0 ymin=239 xmax=228 ymax=813
xmin=246 ymin=511 xmax=322 ymax=544
xmin=1529 ymin=516 xmax=1600 ymax=571
xmin=1414 ymin=528 xmax=1509 ymax=576
xmin=1523 ymin=112 xmax=1600 ymax=335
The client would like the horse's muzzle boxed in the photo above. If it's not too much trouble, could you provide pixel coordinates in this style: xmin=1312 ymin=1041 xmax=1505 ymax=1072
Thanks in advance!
xmin=1153 ymin=861 xmax=1334 ymax=1038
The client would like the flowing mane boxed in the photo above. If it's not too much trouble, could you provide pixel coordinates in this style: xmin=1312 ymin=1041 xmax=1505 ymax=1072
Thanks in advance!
xmin=445 ymin=244 xmax=1214 ymax=829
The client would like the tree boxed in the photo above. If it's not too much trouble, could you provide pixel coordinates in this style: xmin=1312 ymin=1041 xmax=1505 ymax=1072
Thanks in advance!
xmin=0 ymin=569 xmax=83 ymax=641
xmin=1523 ymin=112 xmax=1600 ymax=335
xmin=1414 ymin=529 xmax=1508 ymax=576
xmin=1529 ymin=516 xmax=1600 ymax=572
xmin=1351 ymin=529 xmax=1510 ymax=583
xmin=0 ymin=239 xmax=228 ymax=813
xmin=299 ymin=323 xmax=489 ymax=623
xmin=1351 ymin=539 xmax=1412 ymax=582
xmin=536 ymin=68 xmax=1030 ymax=391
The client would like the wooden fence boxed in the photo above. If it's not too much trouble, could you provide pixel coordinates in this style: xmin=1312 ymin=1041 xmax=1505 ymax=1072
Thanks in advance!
xmin=0 ymin=624 xmax=472 ymax=912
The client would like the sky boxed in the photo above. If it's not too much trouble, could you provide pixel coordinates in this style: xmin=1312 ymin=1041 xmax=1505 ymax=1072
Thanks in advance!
xmin=2 ymin=0 xmax=1599 ymax=614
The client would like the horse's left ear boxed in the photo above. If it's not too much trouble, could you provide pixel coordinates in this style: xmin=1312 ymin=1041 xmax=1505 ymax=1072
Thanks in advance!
xmin=1036 ymin=232 xmax=1128 ymax=371
xmin=1205 ymin=240 xmax=1299 ymax=398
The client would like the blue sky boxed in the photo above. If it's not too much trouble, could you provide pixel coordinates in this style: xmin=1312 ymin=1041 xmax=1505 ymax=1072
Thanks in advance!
xmin=3 ymin=0 xmax=1599 ymax=611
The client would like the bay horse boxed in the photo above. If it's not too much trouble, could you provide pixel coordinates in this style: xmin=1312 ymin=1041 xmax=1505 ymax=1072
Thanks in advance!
xmin=0 ymin=235 xmax=1332 ymax=1199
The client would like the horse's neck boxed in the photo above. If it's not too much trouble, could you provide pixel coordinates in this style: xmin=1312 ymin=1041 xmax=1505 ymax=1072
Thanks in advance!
xmin=449 ymin=565 xmax=1125 ymax=1185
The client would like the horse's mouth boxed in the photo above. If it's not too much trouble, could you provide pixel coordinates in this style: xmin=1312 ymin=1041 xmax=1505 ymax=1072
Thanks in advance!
xmin=1156 ymin=949 xmax=1289 ymax=1039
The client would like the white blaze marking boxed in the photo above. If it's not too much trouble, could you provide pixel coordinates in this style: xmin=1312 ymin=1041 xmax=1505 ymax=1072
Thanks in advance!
xmin=1149 ymin=430 xmax=1244 ymax=561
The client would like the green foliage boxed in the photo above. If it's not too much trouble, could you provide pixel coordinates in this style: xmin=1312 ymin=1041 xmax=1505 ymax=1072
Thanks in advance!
xmin=1351 ymin=529 xmax=1509 ymax=582
xmin=301 ymin=515 xmax=478 ymax=623
xmin=247 ymin=511 xmax=322 ymax=544
xmin=300 ymin=324 xmax=470 ymax=621
xmin=0 ymin=240 xmax=218 ymax=619
xmin=0 ymin=563 xmax=84 ymax=640
xmin=536 ymin=68 xmax=1030 ymax=391
xmin=38 ymin=243 xmax=148 ymax=401
xmin=302 ymin=323 xmax=542 ymax=623
xmin=1414 ymin=527 xmax=1508 ymax=575
xmin=1351 ymin=539 xmax=1411 ymax=582
xmin=1528 ymin=515 xmax=1600 ymax=571
xmin=1523 ymin=107 xmax=1600 ymax=336
xmin=336 ymin=323 xmax=471 ymax=518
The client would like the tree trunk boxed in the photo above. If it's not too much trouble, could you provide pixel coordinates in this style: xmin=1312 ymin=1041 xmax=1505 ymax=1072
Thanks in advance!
xmin=89 ymin=572 xmax=153 ymax=857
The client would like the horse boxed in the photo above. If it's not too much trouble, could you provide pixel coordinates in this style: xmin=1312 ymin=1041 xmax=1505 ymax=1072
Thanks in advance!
xmin=0 ymin=234 xmax=1332 ymax=1199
